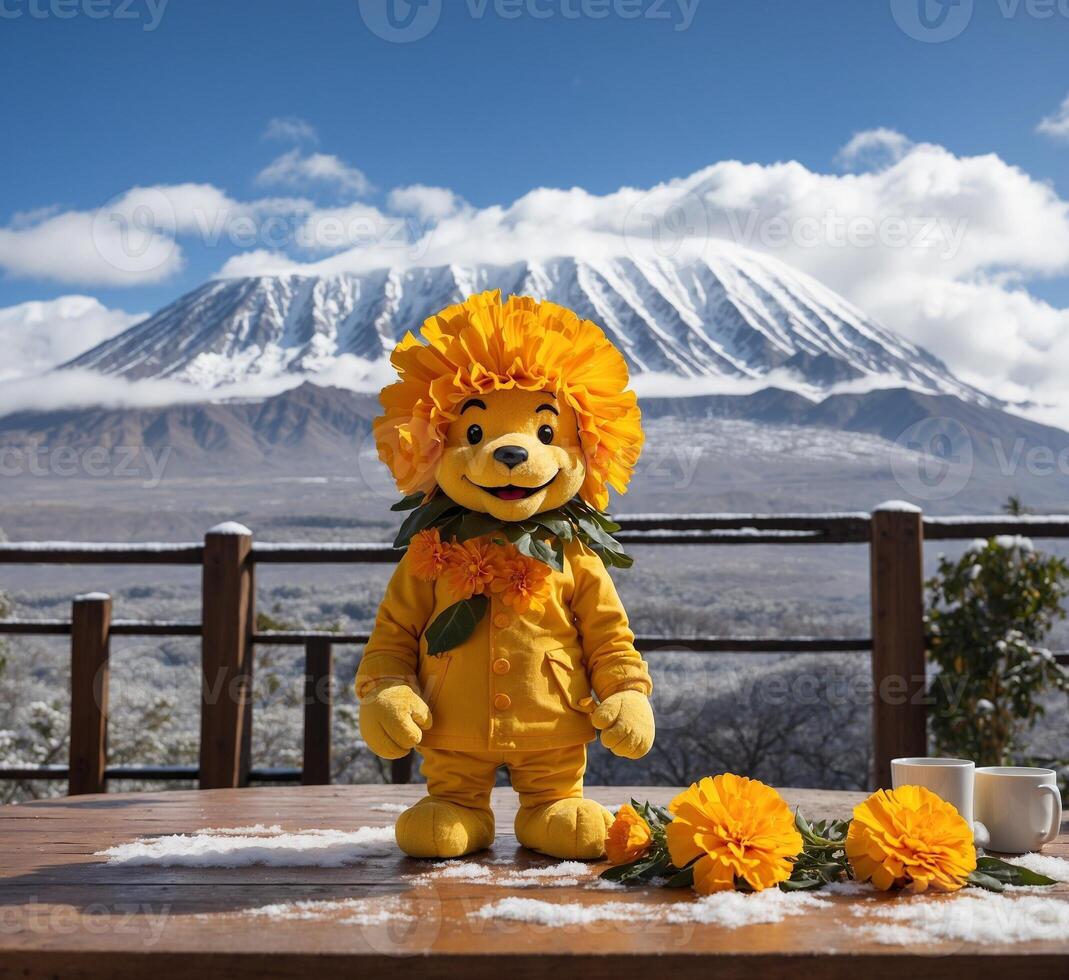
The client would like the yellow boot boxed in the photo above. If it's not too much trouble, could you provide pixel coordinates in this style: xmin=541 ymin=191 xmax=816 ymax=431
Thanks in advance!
xmin=514 ymin=798 xmax=613 ymax=859
xmin=395 ymin=796 xmax=495 ymax=858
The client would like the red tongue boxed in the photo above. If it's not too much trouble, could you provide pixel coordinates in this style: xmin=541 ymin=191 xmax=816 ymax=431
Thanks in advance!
xmin=496 ymin=487 xmax=528 ymax=501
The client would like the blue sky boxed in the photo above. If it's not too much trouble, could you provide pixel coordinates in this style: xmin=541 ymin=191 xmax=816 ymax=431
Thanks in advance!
xmin=2 ymin=0 xmax=1069 ymax=407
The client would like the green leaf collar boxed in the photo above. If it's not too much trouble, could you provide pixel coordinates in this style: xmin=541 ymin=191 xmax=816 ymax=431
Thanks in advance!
xmin=393 ymin=492 xmax=632 ymax=656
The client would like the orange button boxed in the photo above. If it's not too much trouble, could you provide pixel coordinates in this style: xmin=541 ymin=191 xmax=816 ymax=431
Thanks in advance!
xmin=492 ymin=658 xmax=510 ymax=675
xmin=493 ymin=613 xmax=511 ymax=628
xmin=493 ymin=693 xmax=512 ymax=711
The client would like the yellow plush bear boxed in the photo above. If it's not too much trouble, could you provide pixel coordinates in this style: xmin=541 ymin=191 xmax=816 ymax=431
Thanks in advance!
xmin=356 ymin=291 xmax=654 ymax=860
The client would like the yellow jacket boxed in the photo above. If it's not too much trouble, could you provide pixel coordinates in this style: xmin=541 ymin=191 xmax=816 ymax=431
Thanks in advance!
xmin=356 ymin=537 xmax=652 ymax=752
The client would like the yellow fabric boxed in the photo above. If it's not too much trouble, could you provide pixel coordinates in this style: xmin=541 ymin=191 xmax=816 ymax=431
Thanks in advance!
xmin=356 ymin=536 xmax=652 ymax=752
xmin=394 ymin=796 xmax=495 ymax=859
xmin=357 ymin=681 xmax=431 ymax=760
xmin=591 ymin=689 xmax=656 ymax=759
xmin=399 ymin=744 xmax=612 ymax=859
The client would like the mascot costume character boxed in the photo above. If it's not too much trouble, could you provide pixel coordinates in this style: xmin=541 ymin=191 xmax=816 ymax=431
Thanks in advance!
xmin=356 ymin=291 xmax=654 ymax=860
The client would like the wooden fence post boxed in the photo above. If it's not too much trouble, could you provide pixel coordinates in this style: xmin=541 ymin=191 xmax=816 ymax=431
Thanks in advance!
xmin=302 ymin=638 xmax=333 ymax=785
xmin=199 ymin=523 xmax=255 ymax=789
xmin=69 ymin=593 xmax=111 ymax=796
xmin=870 ymin=502 xmax=927 ymax=789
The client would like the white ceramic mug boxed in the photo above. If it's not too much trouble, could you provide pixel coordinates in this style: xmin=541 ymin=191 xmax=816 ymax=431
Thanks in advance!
xmin=974 ymin=767 xmax=1063 ymax=854
xmin=891 ymin=757 xmax=990 ymax=848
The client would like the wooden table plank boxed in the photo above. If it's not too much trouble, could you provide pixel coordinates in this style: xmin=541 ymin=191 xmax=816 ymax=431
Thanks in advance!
xmin=0 ymin=786 xmax=1065 ymax=980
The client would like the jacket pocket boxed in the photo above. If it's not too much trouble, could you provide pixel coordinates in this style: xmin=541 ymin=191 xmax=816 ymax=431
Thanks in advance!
xmin=418 ymin=653 xmax=452 ymax=712
xmin=544 ymin=648 xmax=596 ymax=715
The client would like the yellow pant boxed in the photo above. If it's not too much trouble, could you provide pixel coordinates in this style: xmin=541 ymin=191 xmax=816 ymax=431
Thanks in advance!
xmin=417 ymin=743 xmax=587 ymax=812
xmin=397 ymin=744 xmax=611 ymax=858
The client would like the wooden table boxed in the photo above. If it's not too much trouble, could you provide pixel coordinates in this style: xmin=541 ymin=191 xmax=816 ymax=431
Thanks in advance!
xmin=0 ymin=785 xmax=1066 ymax=979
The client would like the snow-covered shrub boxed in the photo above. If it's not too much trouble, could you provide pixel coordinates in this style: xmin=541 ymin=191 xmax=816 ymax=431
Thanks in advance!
xmin=926 ymin=535 xmax=1069 ymax=775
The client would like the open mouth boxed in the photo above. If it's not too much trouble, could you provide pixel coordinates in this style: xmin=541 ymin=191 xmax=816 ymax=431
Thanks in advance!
xmin=465 ymin=472 xmax=558 ymax=501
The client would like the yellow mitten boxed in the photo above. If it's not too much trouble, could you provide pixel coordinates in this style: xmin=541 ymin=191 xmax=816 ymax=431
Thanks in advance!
xmin=359 ymin=682 xmax=431 ymax=759
xmin=591 ymin=690 xmax=655 ymax=759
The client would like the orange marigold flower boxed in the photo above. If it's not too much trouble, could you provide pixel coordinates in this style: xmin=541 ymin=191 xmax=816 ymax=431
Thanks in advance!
xmin=489 ymin=547 xmax=552 ymax=613
xmin=441 ymin=538 xmax=497 ymax=599
xmin=846 ymin=785 xmax=976 ymax=893
xmin=666 ymin=774 xmax=803 ymax=894
xmin=605 ymin=804 xmax=653 ymax=865
xmin=407 ymin=528 xmax=449 ymax=580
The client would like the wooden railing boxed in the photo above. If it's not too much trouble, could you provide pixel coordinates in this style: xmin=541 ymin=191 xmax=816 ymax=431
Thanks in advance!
xmin=2 ymin=506 xmax=1068 ymax=795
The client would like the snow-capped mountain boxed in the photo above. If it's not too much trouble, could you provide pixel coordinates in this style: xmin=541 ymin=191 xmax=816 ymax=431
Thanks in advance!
xmin=64 ymin=248 xmax=986 ymax=403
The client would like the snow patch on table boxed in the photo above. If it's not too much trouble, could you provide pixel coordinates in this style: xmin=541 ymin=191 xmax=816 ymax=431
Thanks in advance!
xmin=194 ymin=824 xmax=284 ymax=836
xmin=474 ymin=897 xmax=657 ymax=926
xmin=243 ymin=897 xmax=413 ymax=925
xmin=415 ymin=859 xmax=590 ymax=888
xmin=664 ymin=888 xmax=830 ymax=926
xmin=854 ymin=890 xmax=1069 ymax=946
xmin=820 ymin=881 xmax=873 ymax=897
xmin=427 ymin=861 xmax=493 ymax=880
xmin=1005 ymin=852 xmax=1069 ymax=882
xmin=369 ymin=803 xmax=410 ymax=814
xmin=475 ymin=889 xmax=829 ymax=927
xmin=497 ymin=861 xmax=588 ymax=888
xmin=98 ymin=826 xmax=396 ymax=868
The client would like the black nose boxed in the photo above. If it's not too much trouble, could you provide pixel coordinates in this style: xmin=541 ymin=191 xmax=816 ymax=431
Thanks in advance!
xmin=493 ymin=445 xmax=529 ymax=469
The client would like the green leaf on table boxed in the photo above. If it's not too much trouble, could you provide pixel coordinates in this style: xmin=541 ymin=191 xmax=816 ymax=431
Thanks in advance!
xmin=780 ymin=874 xmax=828 ymax=892
xmin=425 ymin=595 xmax=488 ymax=655
xmin=974 ymin=856 xmax=1057 ymax=887
xmin=967 ymin=870 xmax=1006 ymax=892
xmin=663 ymin=863 xmax=696 ymax=889
xmin=600 ymin=853 xmax=672 ymax=885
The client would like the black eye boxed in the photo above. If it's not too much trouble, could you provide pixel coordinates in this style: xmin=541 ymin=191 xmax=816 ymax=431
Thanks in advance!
xmin=537 ymin=425 xmax=554 ymax=445
xmin=466 ymin=424 xmax=483 ymax=445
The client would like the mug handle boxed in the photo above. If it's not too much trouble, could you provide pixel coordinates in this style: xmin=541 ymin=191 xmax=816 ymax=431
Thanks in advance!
xmin=1037 ymin=785 xmax=1063 ymax=847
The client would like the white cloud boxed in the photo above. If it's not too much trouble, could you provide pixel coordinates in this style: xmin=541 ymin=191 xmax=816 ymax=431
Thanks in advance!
xmin=387 ymin=184 xmax=465 ymax=222
xmin=8 ymin=204 xmax=62 ymax=229
xmin=256 ymin=149 xmax=371 ymax=197
xmin=0 ymin=296 xmax=144 ymax=381
xmin=0 ymin=356 xmax=392 ymax=419
xmin=1037 ymin=94 xmax=1069 ymax=140
xmin=835 ymin=128 xmax=913 ymax=170
xmin=0 ymin=184 xmax=238 ymax=287
xmin=292 ymin=201 xmax=394 ymax=253
xmin=0 ymin=204 xmax=184 ymax=286
xmin=0 ymin=184 xmax=312 ymax=287
xmin=263 ymin=116 xmax=318 ymax=144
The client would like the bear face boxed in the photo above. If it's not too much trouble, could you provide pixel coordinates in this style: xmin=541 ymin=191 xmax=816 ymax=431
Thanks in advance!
xmin=435 ymin=388 xmax=586 ymax=522
xmin=374 ymin=291 xmax=644 ymax=514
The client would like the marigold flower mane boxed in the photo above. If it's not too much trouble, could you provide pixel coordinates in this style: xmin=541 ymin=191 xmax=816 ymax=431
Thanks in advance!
xmin=373 ymin=291 xmax=644 ymax=510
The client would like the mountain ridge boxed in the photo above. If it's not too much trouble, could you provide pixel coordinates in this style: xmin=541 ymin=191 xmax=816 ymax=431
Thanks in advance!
xmin=62 ymin=249 xmax=991 ymax=406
